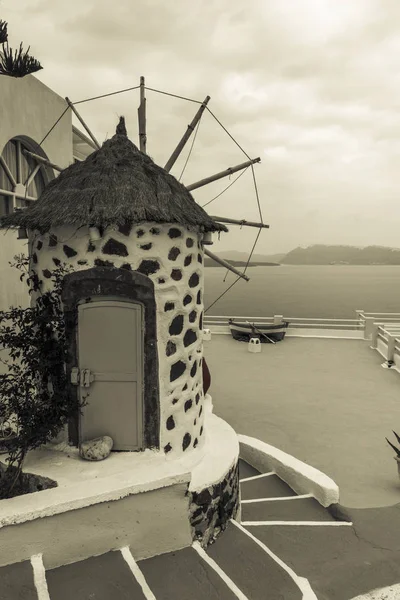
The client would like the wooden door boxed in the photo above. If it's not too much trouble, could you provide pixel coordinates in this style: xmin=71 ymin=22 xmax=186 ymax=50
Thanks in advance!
xmin=77 ymin=299 xmax=143 ymax=450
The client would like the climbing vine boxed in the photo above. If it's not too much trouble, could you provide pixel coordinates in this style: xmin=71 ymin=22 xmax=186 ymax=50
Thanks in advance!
xmin=0 ymin=254 xmax=84 ymax=499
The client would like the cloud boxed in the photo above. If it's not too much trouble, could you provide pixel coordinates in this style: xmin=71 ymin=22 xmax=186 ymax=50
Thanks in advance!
xmin=2 ymin=0 xmax=400 ymax=254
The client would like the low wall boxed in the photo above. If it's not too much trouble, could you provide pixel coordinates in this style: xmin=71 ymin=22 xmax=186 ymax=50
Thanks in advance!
xmin=239 ymin=434 xmax=339 ymax=507
xmin=0 ymin=481 xmax=191 ymax=569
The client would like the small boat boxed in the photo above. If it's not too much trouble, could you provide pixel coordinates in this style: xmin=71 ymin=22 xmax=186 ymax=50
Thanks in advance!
xmin=228 ymin=319 xmax=289 ymax=343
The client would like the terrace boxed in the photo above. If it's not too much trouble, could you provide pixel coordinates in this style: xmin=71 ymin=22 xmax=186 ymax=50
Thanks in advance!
xmin=204 ymin=311 xmax=400 ymax=509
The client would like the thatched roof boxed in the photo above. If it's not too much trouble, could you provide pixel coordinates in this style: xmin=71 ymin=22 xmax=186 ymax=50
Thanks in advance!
xmin=0 ymin=117 xmax=227 ymax=234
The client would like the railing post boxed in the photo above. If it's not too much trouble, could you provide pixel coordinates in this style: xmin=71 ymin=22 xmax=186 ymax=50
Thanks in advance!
xmin=273 ymin=315 xmax=283 ymax=325
xmin=370 ymin=323 xmax=379 ymax=349
xmin=387 ymin=333 xmax=396 ymax=364
xmin=364 ymin=317 xmax=375 ymax=340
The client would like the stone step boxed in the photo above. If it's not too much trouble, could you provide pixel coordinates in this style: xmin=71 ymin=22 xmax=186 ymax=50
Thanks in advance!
xmin=0 ymin=560 xmax=37 ymax=600
xmin=207 ymin=521 xmax=302 ymax=600
xmin=138 ymin=546 xmax=238 ymax=599
xmin=238 ymin=458 xmax=260 ymax=480
xmin=242 ymin=496 xmax=335 ymax=523
xmin=46 ymin=550 xmax=147 ymax=600
xmin=240 ymin=473 xmax=297 ymax=500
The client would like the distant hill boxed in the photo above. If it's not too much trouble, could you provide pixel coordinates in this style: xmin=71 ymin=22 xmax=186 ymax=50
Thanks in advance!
xmin=216 ymin=251 xmax=287 ymax=263
xmin=282 ymin=245 xmax=400 ymax=265
xmin=204 ymin=258 xmax=280 ymax=267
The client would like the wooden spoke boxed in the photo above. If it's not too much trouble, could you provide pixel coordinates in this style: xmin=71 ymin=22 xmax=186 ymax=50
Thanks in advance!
xmin=66 ymin=97 xmax=101 ymax=150
xmin=0 ymin=155 xmax=17 ymax=187
xmin=24 ymin=163 xmax=41 ymax=187
xmin=23 ymin=150 xmax=63 ymax=173
xmin=204 ymin=248 xmax=250 ymax=281
xmin=164 ymin=95 xmax=210 ymax=173
xmin=186 ymin=157 xmax=260 ymax=192
xmin=210 ymin=216 xmax=269 ymax=229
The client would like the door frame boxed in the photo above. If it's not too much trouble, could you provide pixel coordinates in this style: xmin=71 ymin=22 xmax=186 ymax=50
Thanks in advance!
xmin=61 ymin=267 xmax=160 ymax=449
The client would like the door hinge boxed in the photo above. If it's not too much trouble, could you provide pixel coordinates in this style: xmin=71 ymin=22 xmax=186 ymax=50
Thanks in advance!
xmin=81 ymin=368 xmax=95 ymax=388
xmin=71 ymin=367 xmax=80 ymax=385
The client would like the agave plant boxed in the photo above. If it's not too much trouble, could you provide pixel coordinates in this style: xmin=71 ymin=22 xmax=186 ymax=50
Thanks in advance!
xmin=0 ymin=20 xmax=8 ymax=44
xmin=0 ymin=42 xmax=42 ymax=77
xmin=386 ymin=431 xmax=400 ymax=458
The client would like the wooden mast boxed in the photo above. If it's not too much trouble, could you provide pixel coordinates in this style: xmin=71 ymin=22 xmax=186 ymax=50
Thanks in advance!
xmin=210 ymin=216 xmax=269 ymax=229
xmin=65 ymin=98 xmax=101 ymax=150
xmin=164 ymin=96 xmax=211 ymax=173
xmin=138 ymin=76 xmax=147 ymax=153
xmin=23 ymin=150 xmax=63 ymax=173
xmin=204 ymin=248 xmax=249 ymax=281
xmin=186 ymin=157 xmax=260 ymax=191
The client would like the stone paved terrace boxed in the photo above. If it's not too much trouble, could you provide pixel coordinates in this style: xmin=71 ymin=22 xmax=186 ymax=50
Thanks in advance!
xmin=205 ymin=334 xmax=400 ymax=509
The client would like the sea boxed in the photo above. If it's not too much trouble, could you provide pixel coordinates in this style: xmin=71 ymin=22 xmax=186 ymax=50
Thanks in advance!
xmin=203 ymin=265 xmax=400 ymax=318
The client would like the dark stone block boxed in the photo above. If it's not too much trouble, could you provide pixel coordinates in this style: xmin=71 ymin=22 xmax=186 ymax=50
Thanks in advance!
xmin=212 ymin=482 xmax=222 ymax=499
xmin=137 ymin=259 xmax=160 ymax=276
xmin=200 ymin=426 xmax=203 ymax=436
xmin=102 ymin=238 xmax=129 ymax=257
xmin=199 ymin=404 xmax=203 ymax=416
xmin=158 ymin=277 xmax=165 ymax=284
xmin=88 ymin=241 xmax=96 ymax=252
xmin=150 ymin=227 xmax=160 ymax=235
xmin=77 ymin=259 xmax=88 ymax=265
xmin=198 ymin=253 xmax=203 ymax=263
xmin=63 ymin=244 xmax=78 ymax=258
xmin=192 ymin=507 xmax=203 ymax=520
xmin=94 ymin=258 xmax=114 ymax=268
xmin=193 ymin=437 xmax=198 ymax=448
xmin=164 ymin=443 xmax=172 ymax=453
xmin=49 ymin=234 xmax=58 ymax=247
xmin=207 ymin=507 xmax=214 ymax=521
xmin=118 ymin=222 xmax=132 ymax=236
xmin=168 ymin=247 xmax=180 ymax=261
xmin=189 ymin=310 xmax=197 ymax=323
xmin=195 ymin=521 xmax=208 ymax=536
xmin=168 ymin=227 xmax=182 ymax=239
xmin=166 ymin=341 xmax=176 ymax=356
xmin=169 ymin=315 xmax=184 ymax=336
xmin=186 ymin=238 xmax=194 ymax=248
xmin=196 ymin=290 xmax=201 ymax=304
xmin=182 ymin=432 xmax=191 ymax=451
xmin=32 ymin=252 xmax=37 ymax=264
xmin=170 ymin=361 xmax=186 ymax=381
xmin=37 ymin=240 xmax=43 ymax=250
xmin=172 ymin=398 xmax=179 ymax=404
xmin=189 ymin=273 xmax=199 ymax=288
xmin=194 ymin=418 xmax=197 ymax=425
xmin=137 ymin=229 xmax=145 ymax=237
xmin=184 ymin=399 xmax=193 ymax=412
xmin=184 ymin=255 xmax=192 ymax=267
xmin=52 ymin=257 xmax=61 ymax=266
xmin=195 ymin=393 xmax=200 ymax=404
xmin=140 ymin=243 xmax=152 ymax=250
xmin=164 ymin=302 xmax=175 ymax=312
xmin=200 ymin=312 xmax=203 ymax=329
xmin=191 ymin=361 xmax=198 ymax=378
xmin=171 ymin=269 xmax=182 ymax=281
xmin=183 ymin=383 xmax=188 ymax=391
xmin=192 ymin=515 xmax=205 ymax=527
xmin=196 ymin=488 xmax=212 ymax=505
xmin=184 ymin=329 xmax=197 ymax=347
xmin=166 ymin=416 xmax=175 ymax=430
xmin=120 ymin=263 xmax=132 ymax=270
xmin=183 ymin=294 xmax=192 ymax=306
xmin=43 ymin=269 xmax=52 ymax=279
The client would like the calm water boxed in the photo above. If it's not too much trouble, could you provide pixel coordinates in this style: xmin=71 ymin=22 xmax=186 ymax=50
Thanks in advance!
xmin=203 ymin=265 xmax=400 ymax=318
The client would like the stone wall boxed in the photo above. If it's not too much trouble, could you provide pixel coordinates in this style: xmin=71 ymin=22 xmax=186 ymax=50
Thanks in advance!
xmin=188 ymin=459 xmax=240 ymax=547
xmin=28 ymin=222 xmax=206 ymax=458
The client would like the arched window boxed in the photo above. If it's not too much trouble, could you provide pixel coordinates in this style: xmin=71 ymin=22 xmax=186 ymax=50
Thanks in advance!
xmin=0 ymin=138 xmax=54 ymax=216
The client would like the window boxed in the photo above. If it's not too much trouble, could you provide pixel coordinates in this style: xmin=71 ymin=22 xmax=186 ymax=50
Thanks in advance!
xmin=0 ymin=138 xmax=54 ymax=215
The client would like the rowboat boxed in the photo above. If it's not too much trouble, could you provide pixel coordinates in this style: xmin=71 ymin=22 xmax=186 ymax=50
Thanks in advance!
xmin=228 ymin=319 xmax=289 ymax=343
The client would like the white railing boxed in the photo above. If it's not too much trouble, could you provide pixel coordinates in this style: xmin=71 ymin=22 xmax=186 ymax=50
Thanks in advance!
xmin=204 ymin=314 xmax=363 ymax=331
xmin=370 ymin=322 xmax=400 ymax=368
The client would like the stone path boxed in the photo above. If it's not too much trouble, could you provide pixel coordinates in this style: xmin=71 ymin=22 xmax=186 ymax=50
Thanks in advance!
xmin=1 ymin=459 xmax=400 ymax=599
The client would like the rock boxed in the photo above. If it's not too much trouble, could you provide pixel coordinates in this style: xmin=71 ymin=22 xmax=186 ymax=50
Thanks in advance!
xmin=79 ymin=436 xmax=113 ymax=461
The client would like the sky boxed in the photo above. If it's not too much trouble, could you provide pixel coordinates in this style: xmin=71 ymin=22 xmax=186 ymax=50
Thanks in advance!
xmin=2 ymin=0 xmax=400 ymax=256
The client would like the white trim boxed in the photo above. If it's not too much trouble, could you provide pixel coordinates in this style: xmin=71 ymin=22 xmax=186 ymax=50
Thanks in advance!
xmin=239 ymin=472 xmax=275 ymax=483
xmin=242 ymin=520 xmax=353 ymax=526
xmin=120 ymin=547 xmax=156 ymax=600
xmin=241 ymin=494 xmax=313 ymax=504
xmin=31 ymin=554 xmax=51 ymax=600
xmin=192 ymin=541 xmax=249 ymax=600
xmin=231 ymin=520 xmax=318 ymax=600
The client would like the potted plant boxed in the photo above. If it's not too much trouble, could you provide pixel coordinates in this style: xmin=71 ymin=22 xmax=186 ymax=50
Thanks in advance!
xmin=386 ymin=431 xmax=400 ymax=479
